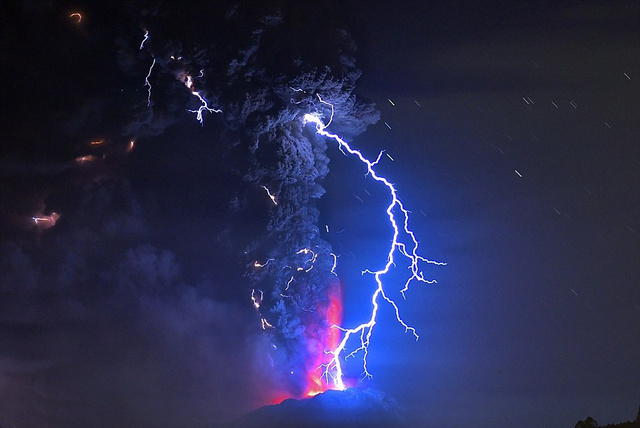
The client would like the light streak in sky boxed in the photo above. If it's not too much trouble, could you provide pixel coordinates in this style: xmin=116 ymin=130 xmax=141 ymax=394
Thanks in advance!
xmin=284 ymin=276 xmax=295 ymax=291
xmin=251 ymin=288 xmax=263 ymax=309
xmin=329 ymin=253 xmax=338 ymax=276
xmin=261 ymin=317 xmax=274 ymax=330
xmin=90 ymin=139 xmax=104 ymax=146
xmin=32 ymin=212 xmax=60 ymax=229
xmin=75 ymin=155 xmax=97 ymax=164
xmin=69 ymin=13 xmax=82 ymax=23
xmin=254 ymin=258 xmax=275 ymax=268
xmin=251 ymin=289 xmax=274 ymax=330
xmin=262 ymin=185 xmax=278 ymax=205
xmin=303 ymin=94 xmax=446 ymax=390
xmin=139 ymin=29 xmax=149 ymax=50
xmin=144 ymin=58 xmax=156 ymax=107
xmin=296 ymin=248 xmax=318 ymax=272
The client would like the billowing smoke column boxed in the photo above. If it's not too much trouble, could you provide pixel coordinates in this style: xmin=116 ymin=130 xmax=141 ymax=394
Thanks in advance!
xmin=240 ymin=77 xmax=379 ymax=397
xmin=132 ymin=2 xmax=418 ymax=397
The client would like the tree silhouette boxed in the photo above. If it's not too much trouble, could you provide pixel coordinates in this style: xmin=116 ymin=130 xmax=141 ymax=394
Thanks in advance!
xmin=575 ymin=416 xmax=599 ymax=428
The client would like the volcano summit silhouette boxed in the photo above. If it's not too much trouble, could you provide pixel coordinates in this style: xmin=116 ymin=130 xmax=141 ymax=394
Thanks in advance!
xmin=222 ymin=388 xmax=405 ymax=428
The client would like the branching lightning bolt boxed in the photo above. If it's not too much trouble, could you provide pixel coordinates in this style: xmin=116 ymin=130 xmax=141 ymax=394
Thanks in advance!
xmin=303 ymin=94 xmax=446 ymax=390
xmin=183 ymin=75 xmax=221 ymax=125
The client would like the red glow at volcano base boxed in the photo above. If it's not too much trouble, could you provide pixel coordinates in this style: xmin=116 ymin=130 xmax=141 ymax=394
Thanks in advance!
xmin=303 ymin=280 xmax=346 ymax=397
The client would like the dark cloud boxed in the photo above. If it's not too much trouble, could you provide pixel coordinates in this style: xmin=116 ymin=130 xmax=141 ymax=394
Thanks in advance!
xmin=0 ymin=195 xmax=268 ymax=426
xmin=0 ymin=1 xmax=381 ymax=426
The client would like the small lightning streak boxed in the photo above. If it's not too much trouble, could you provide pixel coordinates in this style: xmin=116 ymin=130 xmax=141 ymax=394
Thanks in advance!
xmin=183 ymin=75 xmax=222 ymax=124
xmin=144 ymin=58 xmax=156 ymax=107
xmin=262 ymin=186 xmax=278 ymax=205
xmin=254 ymin=258 xmax=275 ymax=268
xmin=32 ymin=212 xmax=60 ymax=230
xmin=251 ymin=289 xmax=274 ymax=330
xmin=303 ymin=95 xmax=445 ymax=390
xmin=139 ymin=31 xmax=220 ymax=124
xmin=329 ymin=253 xmax=338 ymax=276
xmin=139 ymin=29 xmax=149 ymax=50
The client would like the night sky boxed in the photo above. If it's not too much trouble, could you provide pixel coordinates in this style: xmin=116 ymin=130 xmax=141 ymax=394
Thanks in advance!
xmin=1 ymin=1 xmax=639 ymax=428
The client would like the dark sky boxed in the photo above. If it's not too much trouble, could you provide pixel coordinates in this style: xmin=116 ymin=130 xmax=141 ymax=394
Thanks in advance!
xmin=1 ymin=1 xmax=639 ymax=428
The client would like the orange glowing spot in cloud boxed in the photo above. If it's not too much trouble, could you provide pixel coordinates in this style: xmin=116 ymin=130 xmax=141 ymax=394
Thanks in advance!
xmin=69 ymin=12 xmax=82 ymax=23
xmin=75 ymin=155 xmax=97 ymax=164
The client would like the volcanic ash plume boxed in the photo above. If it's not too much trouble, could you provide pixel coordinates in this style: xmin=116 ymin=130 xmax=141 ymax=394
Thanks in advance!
xmin=130 ymin=1 xmax=379 ymax=397
xmin=238 ymin=62 xmax=380 ymax=398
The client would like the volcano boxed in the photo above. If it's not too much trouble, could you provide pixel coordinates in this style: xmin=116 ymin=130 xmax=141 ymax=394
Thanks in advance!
xmin=222 ymin=388 xmax=405 ymax=428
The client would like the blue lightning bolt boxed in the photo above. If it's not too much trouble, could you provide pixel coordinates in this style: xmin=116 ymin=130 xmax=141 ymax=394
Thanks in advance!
xmin=303 ymin=95 xmax=446 ymax=390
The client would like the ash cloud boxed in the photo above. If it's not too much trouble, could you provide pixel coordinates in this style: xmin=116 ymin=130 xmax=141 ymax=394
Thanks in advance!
xmin=0 ymin=177 xmax=269 ymax=427
xmin=1 ymin=0 xmax=378 ymax=426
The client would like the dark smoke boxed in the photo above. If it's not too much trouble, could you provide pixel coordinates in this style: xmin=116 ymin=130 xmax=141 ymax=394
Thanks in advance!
xmin=0 ymin=1 xmax=378 ymax=426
